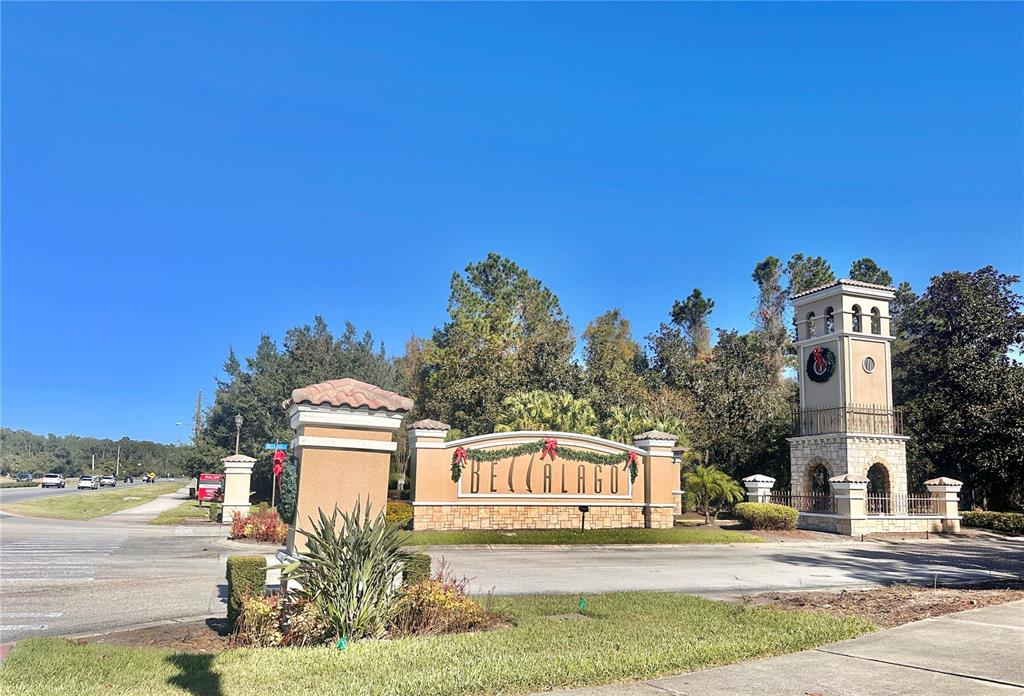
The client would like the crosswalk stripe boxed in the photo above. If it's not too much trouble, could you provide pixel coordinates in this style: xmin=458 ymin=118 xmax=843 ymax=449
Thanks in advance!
xmin=0 ymin=624 xmax=48 ymax=631
xmin=1 ymin=612 xmax=62 ymax=618
xmin=0 ymin=577 xmax=95 ymax=583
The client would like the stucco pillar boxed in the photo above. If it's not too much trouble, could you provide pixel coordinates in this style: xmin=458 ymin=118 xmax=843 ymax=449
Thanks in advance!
xmin=406 ymin=419 xmax=451 ymax=516
xmin=925 ymin=476 xmax=963 ymax=533
xmin=283 ymin=379 xmax=413 ymax=555
xmin=221 ymin=454 xmax=257 ymax=523
xmin=742 ymin=474 xmax=775 ymax=503
xmin=632 ymin=431 xmax=678 ymax=529
xmin=830 ymin=473 xmax=868 ymax=518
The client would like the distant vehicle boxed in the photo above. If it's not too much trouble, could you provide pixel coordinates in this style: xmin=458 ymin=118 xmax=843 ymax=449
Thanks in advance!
xmin=16 ymin=473 xmax=33 ymax=482
xmin=41 ymin=473 xmax=65 ymax=489
xmin=78 ymin=476 xmax=98 ymax=490
xmin=124 ymin=475 xmax=134 ymax=484
xmin=99 ymin=475 xmax=117 ymax=487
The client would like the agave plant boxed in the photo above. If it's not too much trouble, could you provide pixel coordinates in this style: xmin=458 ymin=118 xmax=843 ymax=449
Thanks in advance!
xmin=280 ymin=501 xmax=411 ymax=641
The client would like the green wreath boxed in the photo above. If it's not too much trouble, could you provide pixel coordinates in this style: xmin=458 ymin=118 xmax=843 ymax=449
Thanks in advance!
xmin=451 ymin=438 xmax=639 ymax=484
xmin=806 ymin=346 xmax=836 ymax=383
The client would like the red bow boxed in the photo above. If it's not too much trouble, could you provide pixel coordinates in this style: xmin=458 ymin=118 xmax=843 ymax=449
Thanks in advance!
xmin=453 ymin=447 xmax=467 ymax=466
xmin=541 ymin=438 xmax=558 ymax=461
xmin=627 ymin=451 xmax=638 ymax=466
xmin=272 ymin=462 xmax=284 ymax=477
xmin=812 ymin=346 xmax=827 ymax=372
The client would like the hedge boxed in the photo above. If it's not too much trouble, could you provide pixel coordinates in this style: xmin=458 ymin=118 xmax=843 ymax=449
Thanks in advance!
xmin=386 ymin=500 xmax=414 ymax=528
xmin=961 ymin=511 xmax=1024 ymax=536
xmin=403 ymin=552 xmax=432 ymax=585
xmin=226 ymin=555 xmax=267 ymax=630
xmin=735 ymin=502 xmax=799 ymax=531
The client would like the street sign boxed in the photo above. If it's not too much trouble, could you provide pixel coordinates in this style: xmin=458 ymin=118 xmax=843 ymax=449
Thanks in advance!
xmin=263 ymin=443 xmax=289 ymax=451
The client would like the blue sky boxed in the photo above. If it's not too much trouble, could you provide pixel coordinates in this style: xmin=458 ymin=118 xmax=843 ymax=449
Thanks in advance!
xmin=2 ymin=3 xmax=1021 ymax=444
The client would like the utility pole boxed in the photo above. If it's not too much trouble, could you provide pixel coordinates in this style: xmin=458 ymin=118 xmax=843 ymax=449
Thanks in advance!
xmin=91 ymin=453 xmax=95 ymax=473
xmin=116 ymin=443 xmax=121 ymax=477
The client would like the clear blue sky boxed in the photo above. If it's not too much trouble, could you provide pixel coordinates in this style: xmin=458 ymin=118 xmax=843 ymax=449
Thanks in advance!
xmin=3 ymin=3 xmax=1021 ymax=444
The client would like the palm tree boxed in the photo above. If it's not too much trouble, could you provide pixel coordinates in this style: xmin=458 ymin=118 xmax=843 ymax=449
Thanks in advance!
xmin=495 ymin=391 xmax=598 ymax=434
xmin=683 ymin=465 xmax=744 ymax=524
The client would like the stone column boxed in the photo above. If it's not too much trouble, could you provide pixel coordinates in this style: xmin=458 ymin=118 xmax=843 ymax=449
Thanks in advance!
xmin=672 ymin=489 xmax=684 ymax=515
xmin=283 ymin=379 xmax=412 ymax=555
xmin=632 ymin=430 xmax=678 ymax=529
xmin=925 ymin=476 xmax=963 ymax=533
xmin=221 ymin=454 xmax=257 ymax=523
xmin=741 ymin=474 xmax=775 ymax=503
xmin=830 ymin=473 xmax=868 ymax=518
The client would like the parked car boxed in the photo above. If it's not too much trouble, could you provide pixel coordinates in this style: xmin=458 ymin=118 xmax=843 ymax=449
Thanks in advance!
xmin=15 ymin=473 xmax=33 ymax=482
xmin=77 ymin=475 xmax=98 ymax=490
xmin=41 ymin=473 xmax=65 ymax=489
xmin=99 ymin=475 xmax=117 ymax=487
xmin=123 ymin=475 xmax=134 ymax=483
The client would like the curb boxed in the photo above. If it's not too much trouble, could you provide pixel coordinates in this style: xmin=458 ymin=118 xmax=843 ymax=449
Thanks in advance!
xmin=66 ymin=614 xmax=224 ymax=641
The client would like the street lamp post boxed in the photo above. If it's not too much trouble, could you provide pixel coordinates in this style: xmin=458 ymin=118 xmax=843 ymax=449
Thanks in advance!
xmin=234 ymin=414 xmax=243 ymax=455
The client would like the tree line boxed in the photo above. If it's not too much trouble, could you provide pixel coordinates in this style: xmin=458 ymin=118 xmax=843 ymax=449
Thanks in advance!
xmin=194 ymin=253 xmax=1023 ymax=511
xmin=0 ymin=429 xmax=188 ymax=478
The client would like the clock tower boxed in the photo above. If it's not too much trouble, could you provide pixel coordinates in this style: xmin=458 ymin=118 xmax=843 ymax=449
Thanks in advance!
xmin=789 ymin=279 xmax=909 ymax=501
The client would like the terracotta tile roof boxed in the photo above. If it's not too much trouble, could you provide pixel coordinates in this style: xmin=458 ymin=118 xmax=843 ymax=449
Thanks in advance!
xmin=282 ymin=378 xmax=413 ymax=412
xmin=924 ymin=476 xmax=963 ymax=486
xmin=633 ymin=430 xmax=677 ymax=442
xmin=790 ymin=278 xmax=896 ymax=300
xmin=407 ymin=419 xmax=451 ymax=431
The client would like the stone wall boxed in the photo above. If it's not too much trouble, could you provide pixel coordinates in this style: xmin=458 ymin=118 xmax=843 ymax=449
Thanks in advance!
xmin=790 ymin=434 xmax=909 ymax=498
xmin=798 ymin=513 xmax=945 ymax=535
xmin=413 ymin=504 xmax=674 ymax=531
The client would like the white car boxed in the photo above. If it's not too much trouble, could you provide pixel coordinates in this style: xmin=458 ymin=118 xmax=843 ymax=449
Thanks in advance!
xmin=77 ymin=476 xmax=98 ymax=490
xmin=99 ymin=475 xmax=117 ymax=487
xmin=41 ymin=473 xmax=65 ymax=489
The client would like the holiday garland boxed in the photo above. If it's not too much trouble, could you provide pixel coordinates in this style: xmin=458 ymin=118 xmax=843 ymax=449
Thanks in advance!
xmin=451 ymin=438 xmax=639 ymax=484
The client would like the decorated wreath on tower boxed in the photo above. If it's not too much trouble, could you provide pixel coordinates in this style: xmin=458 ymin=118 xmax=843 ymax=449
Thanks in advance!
xmin=806 ymin=346 xmax=836 ymax=383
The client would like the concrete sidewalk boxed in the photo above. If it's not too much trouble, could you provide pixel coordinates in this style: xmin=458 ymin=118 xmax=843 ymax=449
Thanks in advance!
xmin=538 ymin=600 xmax=1024 ymax=695
xmin=94 ymin=486 xmax=191 ymax=524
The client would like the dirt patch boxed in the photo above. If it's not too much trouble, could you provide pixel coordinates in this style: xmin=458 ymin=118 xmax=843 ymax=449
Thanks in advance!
xmin=752 ymin=583 xmax=1024 ymax=628
xmin=79 ymin=618 xmax=232 ymax=653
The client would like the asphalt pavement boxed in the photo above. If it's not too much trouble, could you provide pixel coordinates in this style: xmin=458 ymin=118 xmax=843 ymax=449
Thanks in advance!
xmin=0 ymin=479 xmax=156 ymax=505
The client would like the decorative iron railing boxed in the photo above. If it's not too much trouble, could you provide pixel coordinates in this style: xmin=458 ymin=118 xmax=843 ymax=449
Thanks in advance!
xmin=770 ymin=491 xmax=834 ymax=514
xmin=866 ymin=495 xmax=938 ymax=516
xmin=793 ymin=405 xmax=905 ymax=437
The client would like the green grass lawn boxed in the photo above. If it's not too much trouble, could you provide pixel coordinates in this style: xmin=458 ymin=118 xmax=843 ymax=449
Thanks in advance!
xmin=0 ymin=592 xmax=872 ymax=696
xmin=148 ymin=499 xmax=215 ymax=525
xmin=399 ymin=526 xmax=760 ymax=545
xmin=1 ymin=481 xmax=183 ymax=520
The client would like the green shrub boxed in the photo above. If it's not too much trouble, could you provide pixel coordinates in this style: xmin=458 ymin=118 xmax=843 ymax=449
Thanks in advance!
xmin=961 ymin=510 xmax=1024 ymax=536
xmin=403 ymin=552 xmax=432 ymax=585
xmin=735 ymin=502 xmax=799 ymax=530
xmin=208 ymin=502 xmax=221 ymax=523
xmin=391 ymin=572 xmax=501 ymax=637
xmin=227 ymin=555 xmax=267 ymax=630
xmin=386 ymin=500 xmax=414 ymax=528
xmin=234 ymin=592 xmax=282 ymax=647
xmin=281 ymin=501 xmax=411 ymax=641
xmin=278 ymin=462 xmax=297 ymax=525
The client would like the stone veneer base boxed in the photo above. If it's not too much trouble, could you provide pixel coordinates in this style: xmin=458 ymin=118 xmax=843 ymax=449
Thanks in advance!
xmin=413 ymin=504 xmax=674 ymax=530
xmin=798 ymin=513 xmax=955 ymax=535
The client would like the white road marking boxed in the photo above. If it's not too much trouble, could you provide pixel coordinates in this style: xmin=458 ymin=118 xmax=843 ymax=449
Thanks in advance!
xmin=1 ymin=612 xmax=62 ymax=618
xmin=0 ymin=577 xmax=95 ymax=583
xmin=0 ymin=624 xmax=48 ymax=631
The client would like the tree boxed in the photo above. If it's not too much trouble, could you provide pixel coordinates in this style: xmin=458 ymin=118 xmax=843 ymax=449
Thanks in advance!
xmin=582 ymin=309 xmax=648 ymax=418
xmin=416 ymin=254 xmax=579 ymax=436
xmin=751 ymin=256 xmax=789 ymax=377
xmin=194 ymin=317 xmax=407 ymax=496
xmin=890 ymin=281 xmax=918 ymax=339
xmin=670 ymin=289 xmax=714 ymax=357
xmin=494 ymin=391 xmax=598 ymax=434
xmin=786 ymin=254 xmax=835 ymax=296
xmin=893 ymin=266 xmax=1024 ymax=509
xmin=848 ymin=257 xmax=893 ymax=287
xmin=683 ymin=465 xmax=744 ymax=524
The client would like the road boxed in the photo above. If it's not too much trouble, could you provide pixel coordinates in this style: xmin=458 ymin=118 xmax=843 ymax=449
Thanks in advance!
xmin=0 ymin=493 xmax=229 ymax=643
xmin=431 ymin=536 xmax=1024 ymax=597
xmin=0 ymin=480 xmax=157 ymax=505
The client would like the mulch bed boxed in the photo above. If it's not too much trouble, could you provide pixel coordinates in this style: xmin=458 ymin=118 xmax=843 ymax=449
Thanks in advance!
xmin=752 ymin=582 xmax=1024 ymax=628
xmin=78 ymin=619 xmax=232 ymax=653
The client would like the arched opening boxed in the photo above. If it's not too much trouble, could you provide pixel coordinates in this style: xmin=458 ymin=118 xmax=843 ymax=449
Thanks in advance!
xmin=806 ymin=312 xmax=816 ymax=338
xmin=867 ymin=462 xmax=891 ymax=514
xmin=807 ymin=461 xmax=832 ymax=512
xmin=825 ymin=306 xmax=835 ymax=334
xmin=870 ymin=307 xmax=881 ymax=335
xmin=851 ymin=305 xmax=863 ymax=332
